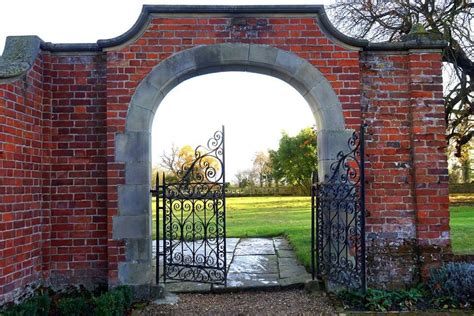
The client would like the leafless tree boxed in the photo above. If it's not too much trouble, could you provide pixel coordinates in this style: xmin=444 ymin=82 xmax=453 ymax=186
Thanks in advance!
xmin=329 ymin=0 xmax=473 ymax=157
xmin=160 ymin=144 xmax=180 ymax=177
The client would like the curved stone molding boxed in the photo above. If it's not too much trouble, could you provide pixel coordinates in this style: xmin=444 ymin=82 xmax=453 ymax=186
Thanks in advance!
xmin=95 ymin=5 xmax=367 ymax=51
xmin=125 ymin=43 xmax=345 ymax=132
xmin=35 ymin=5 xmax=446 ymax=53
xmin=0 ymin=36 xmax=41 ymax=80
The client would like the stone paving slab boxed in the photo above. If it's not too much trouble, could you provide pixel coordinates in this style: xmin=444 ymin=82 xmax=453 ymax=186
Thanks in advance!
xmin=234 ymin=238 xmax=275 ymax=255
xmin=278 ymin=257 xmax=301 ymax=267
xmin=164 ymin=282 xmax=211 ymax=293
xmin=225 ymin=272 xmax=279 ymax=288
xmin=276 ymin=249 xmax=296 ymax=258
xmin=225 ymin=238 xmax=240 ymax=252
xmin=273 ymin=237 xmax=293 ymax=250
xmin=229 ymin=254 xmax=278 ymax=274
xmin=280 ymin=275 xmax=311 ymax=287
xmin=279 ymin=264 xmax=309 ymax=279
xmin=152 ymin=237 xmax=311 ymax=293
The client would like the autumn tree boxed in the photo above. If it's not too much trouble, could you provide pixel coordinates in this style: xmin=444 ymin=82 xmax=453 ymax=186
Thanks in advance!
xmin=328 ymin=0 xmax=474 ymax=157
xmin=160 ymin=144 xmax=220 ymax=183
xmin=269 ymin=127 xmax=317 ymax=195
xmin=252 ymin=151 xmax=273 ymax=187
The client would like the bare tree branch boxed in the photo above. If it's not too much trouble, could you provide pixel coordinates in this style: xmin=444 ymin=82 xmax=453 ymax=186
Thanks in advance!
xmin=329 ymin=0 xmax=474 ymax=157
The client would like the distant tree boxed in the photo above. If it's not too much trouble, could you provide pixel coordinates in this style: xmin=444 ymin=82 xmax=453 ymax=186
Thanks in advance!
xmin=151 ymin=166 xmax=169 ymax=188
xmin=269 ymin=127 xmax=317 ymax=195
xmin=328 ymin=0 xmax=474 ymax=157
xmin=235 ymin=169 xmax=255 ymax=188
xmin=160 ymin=144 xmax=220 ymax=183
xmin=151 ymin=167 xmax=159 ymax=189
xmin=448 ymin=139 xmax=473 ymax=183
xmin=252 ymin=151 xmax=273 ymax=187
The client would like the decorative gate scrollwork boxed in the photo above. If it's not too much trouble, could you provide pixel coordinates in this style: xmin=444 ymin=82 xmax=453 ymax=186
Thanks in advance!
xmin=152 ymin=127 xmax=226 ymax=285
xmin=311 ymin=125 xmax=366 ymax=291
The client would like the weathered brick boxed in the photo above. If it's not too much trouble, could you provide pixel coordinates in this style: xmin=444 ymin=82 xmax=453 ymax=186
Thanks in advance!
xmin=0 ymin=13 xmax=449 ymax=303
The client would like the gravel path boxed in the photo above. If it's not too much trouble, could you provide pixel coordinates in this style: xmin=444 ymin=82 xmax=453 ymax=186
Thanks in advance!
xmin=134 ymin=289 xmax=337 ymax=315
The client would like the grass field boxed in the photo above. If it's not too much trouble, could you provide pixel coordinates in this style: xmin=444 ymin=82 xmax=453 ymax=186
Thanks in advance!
xmin=450 ymin=204 xmax=474 ymax=254
xmin=152 ymin=196 xmax=474 ymax=268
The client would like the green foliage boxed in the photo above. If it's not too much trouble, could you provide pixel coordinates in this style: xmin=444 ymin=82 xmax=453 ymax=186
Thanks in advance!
xmin=339 ymin=286 xmax=425 ymax=312
xmin=427 ymin=262 xmax=474 ymax=308
xmin=2 ymin=293 xmax=51 ymax=316
xmin=93 ymin=286 xmax=134 ymax=316
xmin=1 ymin=286 xmax=134 ymax=316
xmin=364 ymin=289 xmax=395 ymax=312
xmin=269 ymin=127 xmax=317 ymax=195
xmin=57 ymin=296 xmax=89 ymax=316
xmin=115 ymin=285 xmax=134 ymax=309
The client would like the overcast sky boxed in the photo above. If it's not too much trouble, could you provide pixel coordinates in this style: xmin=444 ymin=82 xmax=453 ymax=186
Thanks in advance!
xmin=0 ymin=0 xmax=332 ymax=182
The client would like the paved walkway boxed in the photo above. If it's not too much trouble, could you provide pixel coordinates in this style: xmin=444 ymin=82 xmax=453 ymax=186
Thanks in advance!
xmin=152 ymin=237 xmax=311 ymax=293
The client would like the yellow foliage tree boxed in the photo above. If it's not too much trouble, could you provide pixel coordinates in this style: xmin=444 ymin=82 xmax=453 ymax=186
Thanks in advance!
xmin=160 ymin=144 xmax=221 ymax=183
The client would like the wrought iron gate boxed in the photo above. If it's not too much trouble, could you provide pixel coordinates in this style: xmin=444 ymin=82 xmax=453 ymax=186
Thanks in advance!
xmin=311 ymin=125 xmax=366 ymax=291
xmin=152 ymin=127 xmax=226 ymax=285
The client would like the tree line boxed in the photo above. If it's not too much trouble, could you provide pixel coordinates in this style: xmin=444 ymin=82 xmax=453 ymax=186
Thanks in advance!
xmin=235 ymin=127 xmax=317 ymax=195
xmin=153 ymin=127 xmax=318 ymax=195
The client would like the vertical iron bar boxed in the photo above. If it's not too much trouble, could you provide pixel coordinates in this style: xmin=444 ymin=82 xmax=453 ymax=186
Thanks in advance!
xmin=155 ymin=172 xmax=160 ymax=284
xmin=192 ymin=199 xmax=195 ymax=266
xmin=162 ymin=172 xmax=167 ymax=283
xmin=316 ymin=181 xmax=321 ymax=280
xmin=359 ymin=124 xmax=367 ymax=292
xmin=222 ymin=125 xmax=227 ymax=286
xmin=311 ymin=171 xmax=316 ymax=280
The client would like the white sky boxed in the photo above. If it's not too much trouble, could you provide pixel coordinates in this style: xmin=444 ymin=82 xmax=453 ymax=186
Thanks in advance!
xmin=0 ymin=0 xmax=332 ymax=182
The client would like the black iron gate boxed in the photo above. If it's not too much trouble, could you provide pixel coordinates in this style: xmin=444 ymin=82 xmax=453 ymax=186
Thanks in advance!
xmin=152 ymin=127 xmax=226 ymax=285
xmin=311 ymin=125 xmax=366 ymax=291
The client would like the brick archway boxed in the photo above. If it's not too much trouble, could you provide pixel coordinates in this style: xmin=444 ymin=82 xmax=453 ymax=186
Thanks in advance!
xmin=113 ymin=43 xmax=352 ymax=287
xmin=0 ymin=5 xmax=451 ymax=304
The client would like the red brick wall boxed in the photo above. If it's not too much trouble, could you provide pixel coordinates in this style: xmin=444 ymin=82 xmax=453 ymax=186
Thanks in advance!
xmin=0 ymin=56 xmax=45 ymax=302
xmin=408 ymin=51 xmax=451 ymax=276
xmin=45 ymin=53 xmax=108 ymax=287
xmin=0 ymin=14 xmax=450 ymax=301
xmin=361 ymin=52 xmax=420 ymax=286
xmin=360 ymin=50 xmax=450 ymax=286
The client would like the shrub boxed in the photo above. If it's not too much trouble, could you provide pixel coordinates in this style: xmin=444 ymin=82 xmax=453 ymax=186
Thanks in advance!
xmin=2 ymin=293 xmax=51 ymax=316
xmin=338 ymin=286 xmax=425 ymax=312
xmin=364 ymin=289 xmax=394 ymax=312
xmin=115 ymin=285 xmax=133 ymax=309
xmin=391 ymin=286 xmax=425 ymax=310
xmin=57 ymin=296 xmax=88 ymax=316
xmin=427 ymin=262 xmax=474 ymax=307
xmin=1 ymin=286 xmax=133 ymax=316
xmin=93 ymin=286 xmax=134 ymax=316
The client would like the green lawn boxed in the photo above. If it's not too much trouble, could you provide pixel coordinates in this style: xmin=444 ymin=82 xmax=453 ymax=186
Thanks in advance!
xmin=226 ymin=197 xmax=312 ymax=268
xmin=152 ymin=196 xmax=474 ymax=269
xmin=450 ymin=204 xmax=474 ymax=254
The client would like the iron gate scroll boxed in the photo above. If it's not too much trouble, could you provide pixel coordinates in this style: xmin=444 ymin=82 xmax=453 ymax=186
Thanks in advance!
xmin=152 ymin=127 xmax=227 ymax=285
xmin=311 ymin=125 xmax=366 ymax=291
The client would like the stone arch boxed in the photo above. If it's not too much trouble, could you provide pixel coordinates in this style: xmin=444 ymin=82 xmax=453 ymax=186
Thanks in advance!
xmin=113 ymin=43 xmax=353 ymax=287
xmin=125 ymin=43 xmax=345 ymax=132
